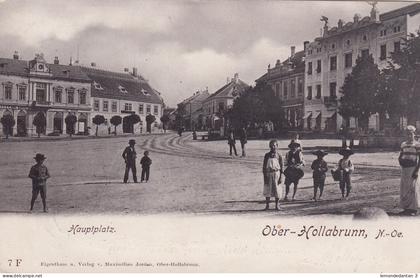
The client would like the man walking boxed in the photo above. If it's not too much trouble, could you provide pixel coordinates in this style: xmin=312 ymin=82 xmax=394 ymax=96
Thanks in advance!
xmin=28 ymin=153 xmax=50 ymax=212
xmin=227 ymin=129 xmax=238 ymax=156
xmin=122 ymin=139 xmax=138 ymax=183
xmin=239 ymin=126 xmax=247 ymax=157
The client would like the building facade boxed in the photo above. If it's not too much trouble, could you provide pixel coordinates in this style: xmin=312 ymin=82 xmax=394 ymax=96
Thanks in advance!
xmin=256 ymin=46 xmax=306 ymax=130
xmin=304 ymin=3 xmax=420 ymax=132
xmin=0 ymin=53 xmax=91 ymax=136
xmin=178 ymin=89 xmax=210 ymax=131
xmin=82 ymin=66 xmax=164 ymax=135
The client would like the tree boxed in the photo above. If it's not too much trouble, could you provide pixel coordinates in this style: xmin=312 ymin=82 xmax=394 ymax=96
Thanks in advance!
xmin=227 ymin=82 xmax=284 ymax=130
xmin=146 ymin=114 xmax=156 ymax=133
xmin=126 ymin=114 xmax=141 ymax=134
xmin=338 ymin=54 xmax=381 ymax=131
xmin=110 ymin=115 xmax=122 ymax=135
xmin=1 ymin=114 xmax=15 ymax=139
xmin=65 ymin=114 xmax=77 ymax=137
xmin=160 ymin=114 xmax=170 ymax=133
xmin=33 ymin=113 xmax=46 ymax=138
xmin=175 ymin=103 xmax=186 ymax=130
xmin=382 ymin=31 xmax=420 ymax=125
xmin=92 ymin=115 xmax=106 ymax=136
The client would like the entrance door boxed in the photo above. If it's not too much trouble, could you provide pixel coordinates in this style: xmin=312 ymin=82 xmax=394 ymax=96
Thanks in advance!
xmin=53 ymin=112 xmax=63 ymax=133
xmin=17 ymin=110 xmax=27 ymax=136
xmin=123 ymin=116 xmax=133 ymax=133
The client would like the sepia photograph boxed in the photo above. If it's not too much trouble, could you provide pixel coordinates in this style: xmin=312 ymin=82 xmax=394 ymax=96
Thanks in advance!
xmin=0 ymin=0 xmax=420 ymax=274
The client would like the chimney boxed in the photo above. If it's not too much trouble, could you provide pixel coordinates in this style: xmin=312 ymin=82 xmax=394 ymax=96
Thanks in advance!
xmin=354 ymin=14 xmax=361 ymax=23
xmin=90 ymin=62 xmax=96 ymax=67
xmin=54 ymin=56 xmax=59 ymax=64
xmin=124 ymin=68 xmax=129 ymax=72
xmin=275 ymin=59 xmax=281 ymax=67
xmin=303 ymin=41 xmax=310 ymax=52
xmin=291 ymin=46 xmax=296 ymax=57
xmin=13 ymin=51 xmax=19 ymax=60
xmin=338 ymin=19 xmax=343 ymax=29
xmin=234 ymin=73 xmax=239 ymax=84
xmin=132 ymin=67 xmax=138 ymax=77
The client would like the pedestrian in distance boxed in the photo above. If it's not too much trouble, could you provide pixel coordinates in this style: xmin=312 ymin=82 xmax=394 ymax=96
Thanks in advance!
xmin=122 ymin=139 xmax=138 ymax=183
xmin=28 ymin=153 xmax=50 ymax=212
xmin=262 ymin=139 xmax=283 ymax=210
xmin=227 ymin=129 xmax=238 ymax=156
xmin=239 ymin=126 xmax=247 ymax=157
xmin=283 ymin=141 xmax=305 ymax=201
xmin=140 ymin=151 xmax=152 ymax=182
xmin=311 ymin=150 xmax=329 ymax=201
xmin=337 ymin=147 xmax=354 ymax=200
xmin=398 ymin=125 xmax=420 ymax=216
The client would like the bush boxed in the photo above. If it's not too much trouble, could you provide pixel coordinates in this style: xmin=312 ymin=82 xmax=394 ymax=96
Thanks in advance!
xmin=1 ymin=114 xmax=15 ymax=139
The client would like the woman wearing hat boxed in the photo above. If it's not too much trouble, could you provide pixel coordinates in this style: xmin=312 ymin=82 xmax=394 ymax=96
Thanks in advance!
xmin=28 ymin=153 xmax=50 ymax=212
xmin=398 ymin=125 xmax=420 ymax=216
xmin=311 ymin=150 xmax=328 ymax=201
xmin=283 ymin=141 xmax=305 ymax=201
xmin=337 ymin=147 xmax=354 ymax=200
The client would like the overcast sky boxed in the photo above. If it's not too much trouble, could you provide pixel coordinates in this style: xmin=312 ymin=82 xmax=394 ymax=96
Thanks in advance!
xmin=0 ymin=0 xmax=410 ymax=107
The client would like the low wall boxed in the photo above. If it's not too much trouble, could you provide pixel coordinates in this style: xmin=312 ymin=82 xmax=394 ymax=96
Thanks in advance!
xmin=359 ymin=135 xmax=403 ymax=148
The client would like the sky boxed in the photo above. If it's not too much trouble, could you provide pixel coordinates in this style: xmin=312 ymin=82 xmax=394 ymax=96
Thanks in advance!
xmin=0 ymin=0 xmax=410 ymax=107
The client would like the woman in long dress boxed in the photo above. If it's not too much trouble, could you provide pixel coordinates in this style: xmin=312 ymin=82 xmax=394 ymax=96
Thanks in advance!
xmin=399 ymin=125 xmax=420 ymax=216
xmin=262 ymin=140 xmax=283 ymax=210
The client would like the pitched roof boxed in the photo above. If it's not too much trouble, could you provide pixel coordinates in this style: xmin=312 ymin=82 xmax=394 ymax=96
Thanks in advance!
xmin=80 ymin=66 xmax=163 ymax=104
xmin=380 ymin=3 xmax=420 ymax=21
xmin=206 ymin=79 xmax=249 ymax=101
xmin=180 ymin=90 xmax=210 ymax=105
xmin=0 ymin=58 xmax=90 ymax=82
xmin=257 ymin=50 xmax=305 ymax=82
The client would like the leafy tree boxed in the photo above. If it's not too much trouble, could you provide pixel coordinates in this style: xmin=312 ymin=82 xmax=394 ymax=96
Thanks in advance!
xmin=175 ymin=103 xmax=186 ymax=130
xmin=65 ymin=114 xmax=77 ymax=137
xmin=1 ymin=114 xmax=15 ymax=139
xmin=110 ymin=115 xmax=122 ymax=135
xmin=92 ymin=115 xmax=106 ymax=136
xmin=33 ymin=112 xmax=46 ymax=138
xmin=382 ymin=31 xmax=420 ymax=125
xmin=338 ymin=54 xmax=381 ymax=131
xmin=146 ymin=114 xmax=156 ymax=133
xmin=126 ymin=114 xmax=141 ymax=134
xmin=160 ymin=114 xmax=170 ymax=133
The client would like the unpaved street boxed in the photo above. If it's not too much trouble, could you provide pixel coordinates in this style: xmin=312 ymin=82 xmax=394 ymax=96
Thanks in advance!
xmin=0 ymin=133 xmax=405 ymax=216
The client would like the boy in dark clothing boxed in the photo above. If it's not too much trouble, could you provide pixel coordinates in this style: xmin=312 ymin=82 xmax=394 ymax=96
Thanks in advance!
xmin=28 ymin=153 xmax=50 ymax=212
xmin=227 ymin=129 xmax=238 ymax=156
xmin=284 ymin=141 xmax=305 ymax=201
xmin=311 ymin=150 xmax=328 ymax=201
xmin=140 ymin=151 xmax=152 ymax=182
xmin=122 ymin=139 xmax=138 ymax=183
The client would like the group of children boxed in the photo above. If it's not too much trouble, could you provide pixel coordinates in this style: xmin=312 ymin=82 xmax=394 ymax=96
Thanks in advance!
xmin=29 ymin=139 xmax=153 ymax=212
xmin=262 ymin=138 xmax=354 ymax=210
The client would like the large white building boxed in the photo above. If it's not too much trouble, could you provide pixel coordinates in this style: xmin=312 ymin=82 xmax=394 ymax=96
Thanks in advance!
xmin=304 ymin=3 xmax=420 ymax=132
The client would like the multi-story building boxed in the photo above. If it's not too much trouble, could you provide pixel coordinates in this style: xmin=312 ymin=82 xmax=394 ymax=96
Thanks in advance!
xmin=82 ymin=66 xmax=164 ymax=135
xmin=0 ymin=53 xmax=91 ymax=136
xmin=304 ymin=3 xmax=420 ymax=132
xmin=256 ymin=45 xmax=306 ymax=130
xmin=177 ymin=89 xmax=209 ymax=131
xmin=202 ymin=73 xmax=249 ymax=133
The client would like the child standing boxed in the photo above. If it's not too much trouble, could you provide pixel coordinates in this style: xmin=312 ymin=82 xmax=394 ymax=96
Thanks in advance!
xmin=337 ymin=147 xmax=354 ymax=200
xmin=284 ymin=141 xmax=305 ymax=201
xmin=28 ymin=153 xmax=50 ymax=212
xmin=311 ymin=150 xmax=329 ymax=201
xmin=140 ymin=151 xmax=152 ymax=182
xmin=262 ymin=139 xmax=283 ymax=210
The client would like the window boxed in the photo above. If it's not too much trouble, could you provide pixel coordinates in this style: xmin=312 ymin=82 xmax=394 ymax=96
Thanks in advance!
xmin=307 ymin=86 xmax=312 ymax=100
xmin=394 ymin=41 xmax=401 ymax=53
xmin=331 ymin=43 xmax=335 ymax=49
xmin=94 ymin=100 xmax=99 ymax=111
xmin=18 ymin=87 xmax=26 ymax=101
xmin=154 ymin=105 xmax=159 ymax=115
xmin=361 ymin=49 xmax=369 ymax=59
xmin=291 ymin=79 xmax=296 ymax=98
xmin=345 ymin=53 xmax=352 ymax=68
xmin=55 ymin=90 xmax=62 ymax=103
xmin=394 ymin=26 xmax=401 ymax=33
xmin=316 ymin=85 xmax=321 ymax=99
xmin=380 ymin=44 xmax=387 ymax=60
xmin=139 ymin=104 xmax=144 ymax=114
xmin=283 ymin=82 xmax=288 ymax=99
xmin=330 ymin=56 xmax=337 ymax=71
xmin=67 ymin=91 xmax=74 ymax=104
xmin=329 ymin=82 xmax=337 ymax=97
xmin=346 ymin=39 xmax=351 ymax=46
xmin=298 ymin=78 xmax=303 ymax=97
xmin=93 ymin=81 xmax=103 ymax=90
xmin=124 ymin=103 xmax=132 ymax=111
xmin=118 ymin=85 xmax=127 ymax=94
xmin=362 ymin=35 xmax=367 ymax=41
xmin=5 ymin=86 xmax=12 ymax=100
xmin=112 ymin=101 xmax=117 ymax=112
xmin=141 ymin=89 xmax=150 ymax=96
xmin=275 ymin=83 xmax=280 ymax=96
xmin=146 ymin=104 xmax=151 ymax=114
xmin=316 ymin=60 xmax=321 ymax=73
xmin=103 ymin=100 xmax=108 ymax=112
xmin=380 ymin=29 xmax=387 ymax=36
xmin=79 ymin=91 xmax=86 ymax=105
xmin=307 ymin=62 xmax=312 ymax=75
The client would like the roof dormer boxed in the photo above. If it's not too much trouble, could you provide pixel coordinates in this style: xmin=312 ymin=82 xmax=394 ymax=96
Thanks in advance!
xmin=29 ymin=53 xmax=52 ymax=76
xmin=118 ymin=85 xmax=127 ymax=93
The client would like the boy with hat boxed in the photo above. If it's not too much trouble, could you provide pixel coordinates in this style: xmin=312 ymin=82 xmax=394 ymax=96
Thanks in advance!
xmin=122 ymin=139 xmax=138 ymax=183
xmin=338 ymin=147 xmax=354 ymax=200
xmin=311 ymin=150 xmax=328 ymax=201
xmin=140 ymin=151 xmax=152 ymax=182
xmin=284 ymin=141 xmax=305 ymax=201
xmin=28 ymin=153 xmax=50 ymax=212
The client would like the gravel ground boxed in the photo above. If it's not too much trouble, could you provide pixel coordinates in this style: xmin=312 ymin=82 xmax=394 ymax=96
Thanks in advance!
xmin=0 ymin=132 xmax=410 ymax=216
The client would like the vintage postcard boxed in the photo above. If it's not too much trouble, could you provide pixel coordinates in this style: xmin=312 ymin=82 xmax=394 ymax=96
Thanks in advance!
xmin=1 ymin=0 xmax=420 ymax=274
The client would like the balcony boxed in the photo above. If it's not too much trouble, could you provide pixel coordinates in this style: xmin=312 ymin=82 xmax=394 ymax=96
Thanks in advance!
xmin=324 ymin=96 xmax=337 ymax=107
xmin=31 ymin=100 xmax=51 ymax=107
